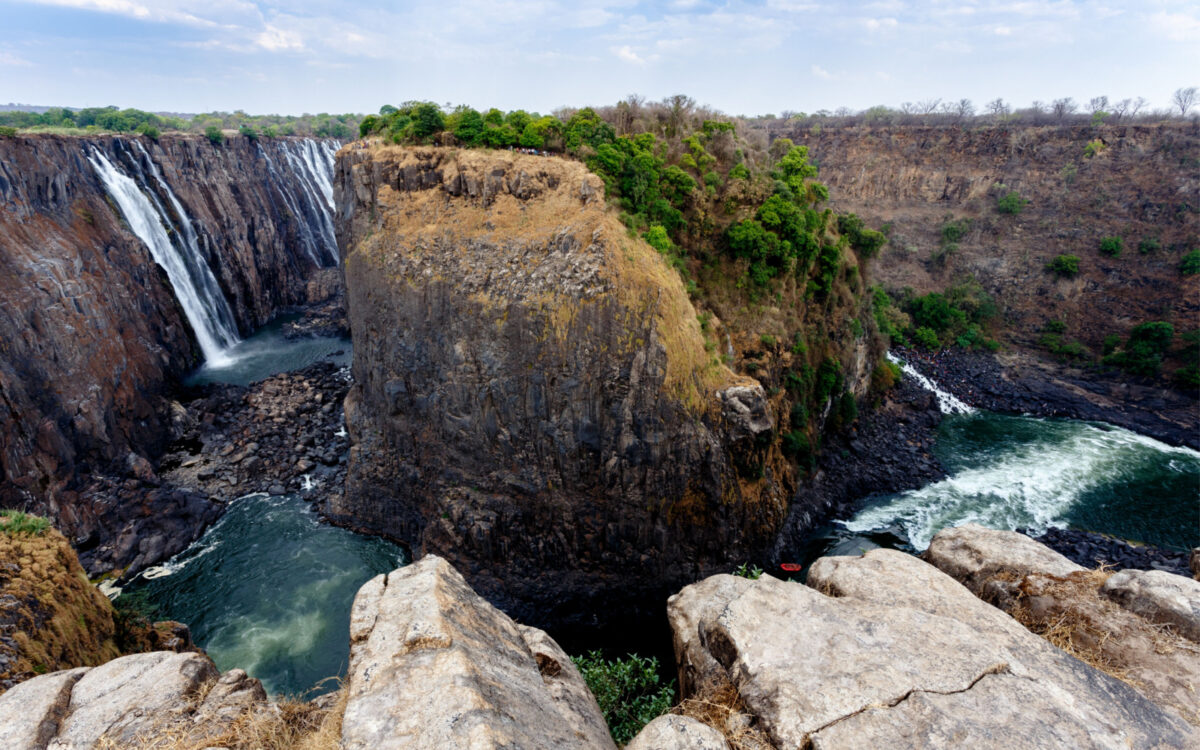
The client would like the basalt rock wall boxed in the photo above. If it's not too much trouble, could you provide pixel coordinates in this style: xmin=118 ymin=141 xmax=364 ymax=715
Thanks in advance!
xmin=777 ymin=123 xmax=1199 ymax=363
xmin=0 ymin=133 xmax=339 ymax=562
xmin=331 ymin=146 xmax=792 ymax=632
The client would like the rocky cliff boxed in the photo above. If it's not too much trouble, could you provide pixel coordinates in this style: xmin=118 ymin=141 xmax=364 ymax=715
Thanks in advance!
xmin=330 ymin=146 xmax=793 ymax=631
xmin=778 ymin=123 xmax=1199 ymax=366
xmin=0 ymin=133 xmax=339 ymax=573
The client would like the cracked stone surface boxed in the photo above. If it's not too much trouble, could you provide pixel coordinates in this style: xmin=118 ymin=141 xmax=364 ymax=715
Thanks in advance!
xmin=342 ymin=555 xmax=614 ymax=750
xmin=626 ymin=715 xmax=730 ymax=750
xmin=671 ymin=549 xmax=1199 ymax=749
xmin=923 ymin=523 xmax=1084 ymax=593
xmin=1101 ymin=568 xmax=1200 ymax=643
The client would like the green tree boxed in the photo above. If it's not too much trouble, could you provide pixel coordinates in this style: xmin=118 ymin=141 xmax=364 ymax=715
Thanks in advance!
xmin=1098 ymin=237 xmax=1123 ymax=257
xmin=204 ymin=125 xmax=223 ymax=145
xmin=411 ymin=103 xmax=445 ymax=141
xmin=1046 ymin=254 xmax=1080 ymax=277
xmin=1180 ymin=249 xmax=1200 ymax=275
xmin=452 ymin=108 xmax=485 ymax=146
xmin=996 ymin=190 xmax=1027 ymax=214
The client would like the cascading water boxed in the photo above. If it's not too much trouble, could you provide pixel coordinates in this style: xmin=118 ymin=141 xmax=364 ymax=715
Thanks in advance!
xmin=833 ymin=353 xmax=1200 ymax=553
xmin=88 ymin=146 xmax=240 ymax=366
xmin=279 ymin=140 xmax=338 ymax=258
xmin=886 ymin=352 xmax=974 ymax=415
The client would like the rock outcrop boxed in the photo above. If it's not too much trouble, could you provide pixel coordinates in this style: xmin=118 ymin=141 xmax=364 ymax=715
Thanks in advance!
xmin=0 ymin=650 xmax=268 ymax=750
xmin=669 ymin=549 xmax=1199 ymax=748
xmin=0 ymin=133 xmax=340 ymax=574
xmin=926 ymin=523 xmax=1200 ymax=726
xmin=626 ymin=715 xmax=729 ymax=750
xmin=342 ymin=555 xmax=613 ymax=750
xmin=331 ymin=146 xmax=787 ymax=630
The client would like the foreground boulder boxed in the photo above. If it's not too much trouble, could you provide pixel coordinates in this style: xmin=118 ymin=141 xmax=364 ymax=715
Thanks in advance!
xmin=670 ymin=549 xmax=1198 ymax=748
xmin=0 ymin=650 xmax=267 ymax=749
xmin=926 ymin=524 xmax=1200 ymax=725
xmin=342 ymin=555 xmax=614 ymax=750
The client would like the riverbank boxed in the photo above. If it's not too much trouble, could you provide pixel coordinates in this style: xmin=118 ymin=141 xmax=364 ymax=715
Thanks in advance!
xmin=894 ymin=346 xmax=1199 ymax=450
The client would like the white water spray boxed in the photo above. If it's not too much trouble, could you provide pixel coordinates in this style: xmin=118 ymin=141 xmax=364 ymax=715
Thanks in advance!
xmin=88 ymin=147 xmax=240 ymax=366
xmin=887 ymin=352 xmax=975 ymax=415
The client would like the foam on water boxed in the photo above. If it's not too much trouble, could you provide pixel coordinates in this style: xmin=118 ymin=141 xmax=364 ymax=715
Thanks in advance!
xmin=887 ymin=352 xmax=975 ymax=415
xmin=842 ymin=415 xmax=1200 ymax=551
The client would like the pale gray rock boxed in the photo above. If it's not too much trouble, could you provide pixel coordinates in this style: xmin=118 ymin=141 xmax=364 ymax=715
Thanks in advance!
xmin=923 ymin=523 xmax=1084 ymax=592
xmin=674 ymin=549 xmax=1199 ymax=749
xmin=48 ymin=651 xmax=217 ymax=749
xmin=667 ymin=573 xmax=753 ymax=697
xmin=342 ymin=555 xmax=616 ymax=750
xmin=1102 ymin=569 xmax=1200 ymax=643
xmin=625 ymin=715 xmax=729 ymax=750
xmin=0 ymin=667 xmax=88 ymax=750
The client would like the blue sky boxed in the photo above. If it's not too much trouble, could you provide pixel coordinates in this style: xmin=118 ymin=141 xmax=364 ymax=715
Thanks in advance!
xmin=0 ymin=0 xmax=1196 ymax=116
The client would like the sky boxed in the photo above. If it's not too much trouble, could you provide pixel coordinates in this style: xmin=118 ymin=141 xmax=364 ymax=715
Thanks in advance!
xmin=0 ymin=0 xmax=1197 ymax=117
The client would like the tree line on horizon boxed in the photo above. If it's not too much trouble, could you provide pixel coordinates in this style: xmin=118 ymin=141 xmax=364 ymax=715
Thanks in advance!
xmin=0 ymin=106 xmax=360 ymax=139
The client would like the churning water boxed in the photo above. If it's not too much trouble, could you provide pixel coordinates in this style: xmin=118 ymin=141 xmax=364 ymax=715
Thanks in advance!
xmin=842 ymin=412 xmax=1200 ymax=552
xmin=121 ymin=494 xmax=405 ymax=696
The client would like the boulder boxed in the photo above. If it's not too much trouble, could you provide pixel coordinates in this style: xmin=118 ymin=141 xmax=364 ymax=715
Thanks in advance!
xmin=0 ymin=667 xmax=87 ymax=750
xmin=1190 ymin=547 xmax=1199 ymax=581
xmin=923 ymin=523 xmax=1083 ymax=593
xmin=1101 ymin=569 xmax=1200 ymax=643
xmin=342 ymin=555 xmax=615 ymax=750
xmin=626 ymin=715 xmax=729 ymax=750
xmin=669 ymin=549 xmax=1199 ymax=749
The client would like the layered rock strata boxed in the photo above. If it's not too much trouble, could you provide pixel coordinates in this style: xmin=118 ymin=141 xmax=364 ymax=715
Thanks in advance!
xmin=331 ymin=146 xmax=784 ymax=629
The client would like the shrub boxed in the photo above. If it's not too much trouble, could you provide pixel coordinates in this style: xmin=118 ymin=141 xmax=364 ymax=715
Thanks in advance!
xmin=1046 ymin=254 xmax=1080 ymax=277
xmin=136 ymin=124 xmax=160 ymax=140
xmin=204 ymin=125 xmax=223 ymax=145
xmin=729 ymin=163 xmax=750 ymax=180
xmin=0 ymin=126 xmax=16 ymax=138
xmin=871 ymin=359 xmax=902 ymax=391
xmin=1138 ymin=238 xmax=1160 ymax=255
xmin=837 ymin=391 xmax=858 ymax=425
xmin=1104 ymin=321 xmax=1175 ymax=376
xmin=1181 ymin=249 xmax=1200 ymax=275
xmin=996 ymin=190 xmax=1027 ymax=215
xmin=1083 ymin=139 xmax=1106 ymax=158
xmin=912 ymin=326 xmax=941 ymax=350
xmin=238 ymin=124 xmax=258 ymax=141
xmin=0 ymin=510 xmax=50 ymax=535
xmin=1098 ymin=237 xmax=1122 ymax=258
xmin=572 ymin=652 xmax=675 ymax=745
xmin=759 ymin=334 xmax=776 ymax=348
xmin=1043 ymin=320 xmax=1067 ymax=334
xmin=940 ymin=218 xmax=971 ymax=244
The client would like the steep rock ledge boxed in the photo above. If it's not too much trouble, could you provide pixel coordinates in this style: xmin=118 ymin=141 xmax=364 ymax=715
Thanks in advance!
xmin=330 ymin=146 xmax=786 ymax=630
xmin=0 ymin=133 xmax=339 ymax=571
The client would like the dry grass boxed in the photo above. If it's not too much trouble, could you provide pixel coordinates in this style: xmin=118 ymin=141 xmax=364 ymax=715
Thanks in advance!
xmin=672 ymin=682 xmax=776 ymax=750
xmin=98 ymin=685 xmax=347 ymax=750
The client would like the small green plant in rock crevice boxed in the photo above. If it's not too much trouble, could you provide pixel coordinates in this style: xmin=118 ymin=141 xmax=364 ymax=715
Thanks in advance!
xmin=733 ymin=562 xmax=763 ymax=579
xmin=572 ymin=651 xmax=676 ymax=745
xmin=0 ymin=509 xmax=50 ymax=535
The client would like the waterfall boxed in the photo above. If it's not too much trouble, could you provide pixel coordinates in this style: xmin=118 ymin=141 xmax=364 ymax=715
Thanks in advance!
xmin=88 ymin=147 xmax=240 ymax=366
xmin=280 ymin=140 xmax=338 ymax=260
xmin=886 ymin=352 xmax=975 ymax=415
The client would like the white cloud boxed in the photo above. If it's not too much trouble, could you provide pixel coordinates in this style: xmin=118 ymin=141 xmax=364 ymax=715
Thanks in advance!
xmin=812 ymin=64 xmax=832 ymax=79
xmin=614 ymin=45 xmax=646 ymax=64
xmin=1148 ymin=10 xmax=1200 ymax=42
xmin=0 ymin=51 xmax=34 ymax=66
xmin=994 ymin=25 xmax=1013 ymax=35
xmin=863 ymin=17 xmax=898 ymax=31
xmin=255 ymin=24 xmax=303 ymax=51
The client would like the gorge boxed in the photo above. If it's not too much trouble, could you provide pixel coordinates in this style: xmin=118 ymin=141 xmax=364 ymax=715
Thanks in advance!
xmin=0 ymin=121 xmax=1196 ymax=747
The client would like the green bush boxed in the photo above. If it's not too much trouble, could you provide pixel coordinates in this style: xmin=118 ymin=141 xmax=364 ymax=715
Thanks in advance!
xmin=940 ymin=218 xmax=971 ymax=244
xmin=0 ymin=126 xmax=17 ymax=138
xmin=1104 ymin=321 xmax=1175 ymax=376
xmin=1181 ymin=249 xmax=1200 ymax=275
xmin=572 ymin=652 xmax=675 ymax=745
xmin=0 ymin=510 xmax=50 ymax=536
xmin=136 ymin=124 xmax=160 ymax=140
xmin=996 ymin=190 xmax=1027 ymax=215
xmin=729 ymin=163 xmax=751 ymax=180
xmin=204 ymin=125 xmax=223 ymax=145
xmin=1046 ymin=254 xmax=1080 ymax=277
xmin=238 ymin=124 xmax=258 ymax=141
xmin=837 ymin=391 xmax=858 ymax=425
xmin=1043 ymin=320 xmax=1067 ymax=334
xmin=912 ymin=326 xmax=941 ymax=350
xmin=1138 ymin=238 xmax=1160 ymax=255
xmin=733 ymin=562 xmax=763 ymax=579
xmin=1098 ymin=237 xmax=1123 ymax=258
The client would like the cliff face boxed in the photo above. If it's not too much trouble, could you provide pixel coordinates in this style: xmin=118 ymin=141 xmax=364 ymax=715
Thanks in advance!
xmin=0 ymin=133 xmax=339 ymax=568
xmin=779 ymin=123 xmax=1199 ymax=361
xmin=331 ymin=146 xmax=790 ymax=630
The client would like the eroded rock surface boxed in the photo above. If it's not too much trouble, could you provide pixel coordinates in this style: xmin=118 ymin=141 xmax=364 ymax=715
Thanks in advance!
xmin=1102 ymin=568 xmax=1200 ymax=643
xmin=670 ymin=549 xmax=1198 ymax=749
xmin=331 ymin=146 xmax=787 ymax=629
xmin=0 ymin=650 xmax=268 ymax=750
xmin=626 ymin=715 xmax=730 ymax=750
xmin=343 ymin=555 xmax=614 ymax=750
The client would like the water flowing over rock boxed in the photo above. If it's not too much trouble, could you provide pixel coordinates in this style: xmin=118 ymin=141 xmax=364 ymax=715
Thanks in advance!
xmin=330 ymin=146 xmax=790 ymax=631
xmin=0 ymin=133 xmax=341 ymax=571
xmin=342 ymin=555 xmax=614 ymax=750
xmin=669 ymin=549 xmax=1199 ymax=748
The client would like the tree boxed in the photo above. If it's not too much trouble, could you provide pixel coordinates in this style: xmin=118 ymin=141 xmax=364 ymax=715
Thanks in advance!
xmin=1172 ymin=87 xmax=1198 ymax=117
xmin=411 ymin=102 xmax=445 ymax=141
xmin=985 ymin=98 xmax=1009 ymax=120
xmin=452 ymin=108 xmax=485 ymax=146
xmin=1052 ymin=98 xmax=1077 ymax=121
xmin=204 ymin=125 xmax=223 ymax=145
xmin=664 ymin=94 xmax=695 ymax=139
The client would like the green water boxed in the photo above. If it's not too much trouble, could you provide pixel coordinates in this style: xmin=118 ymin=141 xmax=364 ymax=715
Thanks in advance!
xmin=185 ymin=315 xmax=350 ymax=387
xmin=841 ymin=412 xmax=1200 ymax=552
xmin=121 ymin=494 xmax=406 ymax=696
